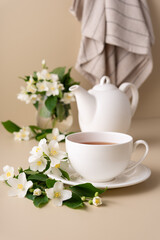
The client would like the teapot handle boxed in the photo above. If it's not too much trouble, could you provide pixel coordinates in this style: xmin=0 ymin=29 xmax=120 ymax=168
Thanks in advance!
xmin=119 ymin=83 xmax=139 ymax=117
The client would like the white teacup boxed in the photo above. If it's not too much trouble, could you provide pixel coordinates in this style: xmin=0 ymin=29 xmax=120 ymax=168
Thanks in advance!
xmin=66 ymin=132 xmax=149 ymax=182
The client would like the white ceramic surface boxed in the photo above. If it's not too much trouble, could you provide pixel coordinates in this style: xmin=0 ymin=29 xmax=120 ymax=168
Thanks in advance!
xmin=66 ymin=132 xmax=149 ymax=182
xmin=69 ymin=76 xmax=139 ymax=133
xmin=54 ymin=162 xmax=151 ymax=189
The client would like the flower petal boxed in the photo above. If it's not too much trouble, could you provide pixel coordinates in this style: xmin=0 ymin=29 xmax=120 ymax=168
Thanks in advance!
xmin=45 ymin=188 xmax=54 ymax=199
xmin=38 ymin=162 xmax=46 ymax=172
xmin=7 ymin=178 xmax=18 ymax=188
xmin=46 ymin=133 xmax=52 ymax=141
xmin=57 ymin=135 xmax=65 ymax=142
xmin=52 ymin=198 xmax=63 ymax=207
xmin=57 ymin=151 xmax=67 ymax=160
xmin=18 ymin=190 xmax=27 ymax=198
xmin=50 ymin=157 xmax=60 ymax=167
xmin=52 ymin=128 xmax=59 ymax=136
xmin=28 ymin=155 xmax=38 ymax=163
xmin=3 ymin=165 xmax=10 ymax=172
xmin=25 ymin=180 xmax=33 ymax=190
xmin=0 ymin=174 xmax=5 ymax=181
xmin=49 ymin=140 xmax=59 ymax=150
xmin=39 ymin=138 xmax=47 ymax=147
xmin=61 ymin=190 xmax=72 ymax=201
xmin=29 ymin=162 xmax=38 ymax=171
xmin=53 ymin=182 xmax=63 ymax=192
xmin=60 ymin=161 xmax=68 ymax=171
xmin=18 ymin=172 xmax=27 ymax=185
xmin=51 ymin=168 xmax=62 ymax=178
xmin=8 ymin=188 xmax=18 ymax=197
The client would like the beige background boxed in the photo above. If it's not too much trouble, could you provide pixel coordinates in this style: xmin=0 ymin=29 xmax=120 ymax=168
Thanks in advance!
xmin=0 ymin=1 xmax=160 ymax=240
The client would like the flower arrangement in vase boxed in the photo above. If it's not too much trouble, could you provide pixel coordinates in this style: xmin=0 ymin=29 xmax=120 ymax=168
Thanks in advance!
xmin=17 ymin=60 xmax=79 ymax=132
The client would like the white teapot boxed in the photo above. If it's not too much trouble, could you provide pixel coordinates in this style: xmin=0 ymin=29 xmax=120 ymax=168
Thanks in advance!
xmin=69 ymin=76 xmax=139 ymax=133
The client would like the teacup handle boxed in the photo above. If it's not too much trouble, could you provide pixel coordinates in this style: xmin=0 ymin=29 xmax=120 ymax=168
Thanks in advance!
xmin=123 ymin=140 xmax=149 ymax=174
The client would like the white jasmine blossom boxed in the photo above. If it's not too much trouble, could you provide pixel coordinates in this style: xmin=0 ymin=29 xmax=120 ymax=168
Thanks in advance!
xmin=30 ymin=138 xmax=49 ymax=157
xmin=50 ymin=74 xmax=59 ymax=82
xmin=13 ymin=131 xmax=22 ymax=141
xmin=33 ymin=188 xmax=42 ymax=196
xmin=28 ymin=155 xmax=47 ymax=172
xmin=17 ymin=92 xmax=31 ymax=104
xmin=26 ymin=82 xmax=37 ymax=94
xmin=45 ymin=166 xmax=62 ymax=179
xmin=45 ymin=161 xmax=68 ymax=179
xmin=58 ymin=83 xmax=64 ymax=91
xmin=28 ymin=76 xmax=34 ymax=84
xmin=37 ymin=69 xmax=50 ymax=81
xmin=61 ymin=92 xmax=75 ymax=104
xmin=45 ymin=182 xmax=72 ymax=206
xmin=7 ymin=172 xmax=33 ymax=198
xmin=41 ymin=59 xmax=46 ymax=66
xmin=46 ymin=128 xmax=65 ymax=142
xmin=20 ymin=127 xmax=31 ymax=141
xmin=93 ymin=196 xmax=102 ymax=206
xmin=17 ymin=87 xmax=31 ymax=104
xmin=13 ymin=127 xmax=32 ymax=141
xmin=48 ymin=140 xmax=66 ymax=166
xmin=29 ymin=94 xmax=40 ymax=104
xmin=0 ymin=165 xmax=14 ymax=181
xmin=46 ymin=82 xmax=59 ymax=96
xmin=36 ymin=81 xmax=49 ymax=92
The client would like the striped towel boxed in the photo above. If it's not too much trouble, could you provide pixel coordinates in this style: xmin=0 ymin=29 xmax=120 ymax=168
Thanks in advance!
xmin=70 ymin=0 xmax=155 ymax=87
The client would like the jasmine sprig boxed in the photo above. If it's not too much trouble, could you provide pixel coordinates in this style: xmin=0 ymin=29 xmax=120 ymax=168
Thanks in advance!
xmin=81 ymin=192 xmax=104 ymax=206
xmin=1 ymin=120 xmax=74 ymax=142
xmin=1 ymin=167 xmax=107 ymax=208
xmin=0 ymin=138 xmax=107 ymax=209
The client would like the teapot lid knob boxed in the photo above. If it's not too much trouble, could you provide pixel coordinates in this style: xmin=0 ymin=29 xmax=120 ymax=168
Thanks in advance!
xmin=92 ymin=75 xmax=116 ymax=91
xmin=100 ymin=76 xmax=111 ymax=85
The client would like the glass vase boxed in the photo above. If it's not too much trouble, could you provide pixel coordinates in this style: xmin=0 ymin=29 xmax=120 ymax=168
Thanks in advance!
xmin=36 ymin=100 xmax=73 ymax=133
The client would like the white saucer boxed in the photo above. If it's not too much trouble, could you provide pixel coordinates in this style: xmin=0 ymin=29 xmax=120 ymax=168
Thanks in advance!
xmin=55 ymin=161 xmax=151 ymax=189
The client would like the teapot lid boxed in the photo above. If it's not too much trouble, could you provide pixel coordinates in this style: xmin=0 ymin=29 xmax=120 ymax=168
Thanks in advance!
xmin=92 ymin=76 xmax=117 ymax=91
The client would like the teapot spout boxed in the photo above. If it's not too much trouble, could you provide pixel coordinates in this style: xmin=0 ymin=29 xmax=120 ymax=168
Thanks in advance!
xmin=69 ymin=85 xmax=96 ymax=125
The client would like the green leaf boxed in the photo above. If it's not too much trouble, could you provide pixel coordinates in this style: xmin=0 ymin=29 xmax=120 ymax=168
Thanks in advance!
xmin=39 ymin=105 xmax=52 ymax=118
xmin=28 ymin=174 xmax=48 ymax=182
xmin=63 ymin=104 xmax=71 ymax=119
xmin=24 ymin=169 xmax=39 ymax=175
xmin=33 ymin=71 xmax=38 ymax=80
xmin=2 ymin=120 xmax=21 ymax=133
xmin=33 ymin=195 xmax=49 ymax=208
xmin=5 ymin=180 xmax=11 ymax=187
xmin=35 ymin=133 xmax=47 ymax=141
xmin=58 ymin=89 xmax=63 ymax=99
xmin=70 ymin=183 xmax=105 ymax=198
xmin=33 ymin=101 xmax=39 ymax=110
xmin=43 ymin=128 xmax=52 ymax=133
xmin=50 ymin=67 xmax=66 ymax=80
xmin=19 ymin=76 xmax=30 ymax=81
xmin=60 ymin=68 xmax=79 ymax=91
xmin=56 ymin=103 xmax=65 ymax=121
xmin=59 ymin=169 xmax=70 ymax=180
xmin=45 ymin=96 xmax=57 ymax=113
xmin=46 ymin=179 xmax=56 ymax=188
xmin=29 ymin=125 xmax=42 ymax=134
xmin=63 ymin=192 xmax=84 ymax=209
xmin=35 ymin=128 xmax=52 ymax=141
xmin=26 ymin=192 xmax=35 ymax=201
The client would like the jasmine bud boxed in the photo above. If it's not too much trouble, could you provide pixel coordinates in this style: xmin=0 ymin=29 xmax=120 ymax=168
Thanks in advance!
xmin=81 ymin=196 xmax=86 ymax=201
xmin=29 ymin=188 xmax=34 ymax=193
xmin=95 ymin=192 xmax=99 ymax=197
